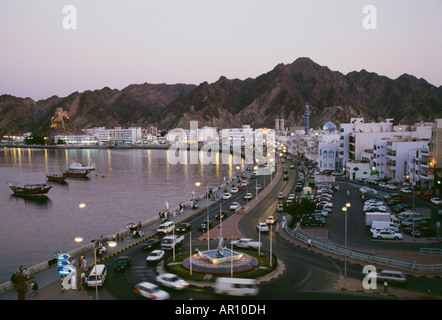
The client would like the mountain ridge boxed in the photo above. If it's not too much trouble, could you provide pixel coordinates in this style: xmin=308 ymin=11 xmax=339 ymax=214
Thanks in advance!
xmin=1 ymin=57 xmax=442 ymax=138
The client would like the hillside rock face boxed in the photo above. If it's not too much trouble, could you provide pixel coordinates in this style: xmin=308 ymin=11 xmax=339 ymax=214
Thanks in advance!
xmin=1 ymin=58 xmax=442 ymax=138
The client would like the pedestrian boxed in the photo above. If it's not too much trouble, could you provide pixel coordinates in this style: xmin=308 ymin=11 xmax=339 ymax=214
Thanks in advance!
xmin=116 ymin=232 xmax=120 ymax=242
xmin=307 ymin=238 xmax=312 ymax=248
xmin=31 ymin=280 xmax=38 ymax=296
xmin=383 ymin=280 xmax=388 ymax=293
xmin=120 ymin=232 xmax=124 ymax=242
xmin=81 ymin=257 xmax=87 ymax=271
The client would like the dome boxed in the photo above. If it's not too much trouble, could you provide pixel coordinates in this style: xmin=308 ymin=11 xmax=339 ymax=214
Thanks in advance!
xmin=323 ymin=121 xmax=337 ymax=132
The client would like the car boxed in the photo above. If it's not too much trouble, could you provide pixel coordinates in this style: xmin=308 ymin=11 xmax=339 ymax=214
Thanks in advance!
xmin=312 ymin=210 xmax=328 ymax=218
xmin=142 ymin=238 xmax=161 ymax=251
xmin=244 ymin=192 xmax=253 ymax=200
xmin=199 ymin=221 xmax=213 ymax=231
xmin=265 ymin=216 xmax=277 ymax=225
xmin=113 ymin=256 xmax=131 ymax=271
xmin=290 ymin=165 xmax=295 ymax=169
xmin=431 ymin=197 xmax=442 ymax=205
xmin=390 ymin=204 xmax=411 ymax=213
xmin=223 ymin=193 xmax=232 ymax=199
xmin=215 ymin=211 xmax=228 ymax=219
xmin=400 ymin=188 xmax=412 ymax=194
xmin=417 ymin=192 xmax=433 ymax=200
xmin=156 ymin=273 xmax=189 ymax=290
xmin=230 ymin=187 xmax=239 ymax=194
xmin=255 ymin=184 xmax=262 ymax=191
xmin=175 ymin=223 xmax=191 ymax=232
xmin=365 ymin=270 xmax=407 ymax=284
xmin=231 ymin=238 xmax=261 ymax=249
xmin=372 ymin=230 xmax=403 ymax=240
xmin=146 ymin=250 xmax=165 ymax=263
xmin=241 ymin=180 xmax=249 ymax=186
xmin=410 ymin=227 xmax=437 ymax=238
xmin=301 ymin=216 xmax=325 ymax=227
xmin=276 ymin=203 xmax=284 ymax=212
xmin=277 ymin=192 xmax=285 ymax=199
xmin=332 ymin=171 xmax=345 ymax=176
xmin=230 ymin=202 xmax=240 ymax=210
xmin=401 ymin=218 xmax=429 ymax=228
xmin=257 ymin=223 xmax=269 ymax=232
xmin=134 ymin=282 xmax=170 ymax=300
xmin=385 ymin=184 xmax=398 ymax=190
xmin=283 ymin=175 xmax=289 ymax=181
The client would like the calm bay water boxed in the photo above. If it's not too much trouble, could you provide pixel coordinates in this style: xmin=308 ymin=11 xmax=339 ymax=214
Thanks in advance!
xmin=0 ymin=147 xmax=243 ymax=283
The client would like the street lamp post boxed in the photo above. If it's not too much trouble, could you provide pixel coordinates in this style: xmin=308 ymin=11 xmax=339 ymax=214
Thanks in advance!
xmin=341 ymin=202 xmax=351 ymax=287
xmin=195 ymin=182 xmax=211 ymax=251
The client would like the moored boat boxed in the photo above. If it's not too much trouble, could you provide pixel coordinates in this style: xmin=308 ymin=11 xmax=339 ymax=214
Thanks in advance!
xmin=46 ymin=172 xmax=68 ymax=182
xmin=68 ymin=161 xmax=95 ymax=171
xmin=8 ymin=182 xmax=52 ymax=197
xmin=65 ymin=169 xmax=92 ymax=178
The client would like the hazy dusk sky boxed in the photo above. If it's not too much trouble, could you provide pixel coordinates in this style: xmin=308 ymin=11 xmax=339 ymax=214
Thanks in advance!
xmin=1 ymin=0 xmax=441 ymax=100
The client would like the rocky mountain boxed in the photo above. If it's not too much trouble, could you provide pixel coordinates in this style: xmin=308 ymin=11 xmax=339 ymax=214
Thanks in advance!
xmin=1 ymin=57 xmax=442 ymax=138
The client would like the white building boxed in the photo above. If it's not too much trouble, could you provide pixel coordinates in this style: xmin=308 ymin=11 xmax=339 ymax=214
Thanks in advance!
xmin=317 ymin=142 xmax=342 ymax=172
xmin=96 ymin=127 xmax=142 ymax=145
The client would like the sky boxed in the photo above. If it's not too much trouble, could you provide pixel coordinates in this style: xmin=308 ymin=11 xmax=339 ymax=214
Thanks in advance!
xmin=1 ymin=0 xmax=441 ymax=101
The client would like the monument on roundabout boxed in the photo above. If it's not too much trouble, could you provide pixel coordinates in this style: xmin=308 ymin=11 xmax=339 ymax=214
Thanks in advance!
xmin=182 ymin=237 xmax=258 ymax=274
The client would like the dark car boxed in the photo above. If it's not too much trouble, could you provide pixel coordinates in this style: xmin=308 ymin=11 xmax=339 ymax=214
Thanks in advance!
xmin=410 ymin=227 xmax=437 ymax=238
xmin=176 ymin=223 xmax=191 ymax=233
xmin=283 ymin=175 xmax=289 ymax=180
xmin=215 ymin=211 xmax=228 ymax=219
xmin=113 ymin=256 xmax=131 ymax=271
xmin=199 ymin=221 xmax=213 ymax=231
xmin=391 ymin=204 xmax=411 ymax=213
xmin=142 ymin=238 xmax=160 ymax=251
xmin=301 ymin=216 xmax=325 ymax=227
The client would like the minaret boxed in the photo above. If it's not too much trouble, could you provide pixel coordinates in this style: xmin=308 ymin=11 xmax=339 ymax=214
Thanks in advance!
xmin=304 ymin=103 xmax=310 ymax=135
xmin=275 ymin=117 xmax=280 ymax=131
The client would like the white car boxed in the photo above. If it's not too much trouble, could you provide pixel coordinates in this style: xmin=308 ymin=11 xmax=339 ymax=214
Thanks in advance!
xmin=244 ymin=192 xmax=253 ymax=200
xmin=256 ymin=223 xmax=269 ymax=232
xmin=155 ymin=273 xmax=189 ymax=290
xmin=146 ymin=250 xmax=165 ymax=263
xmin=400 ymin=188 xmax=412 ymax=194
xmin=431 ymin=197 xmax=442 ymax=205
xmin=364 ymin=270 xmax=407 ymax=284
xmin=265 ymin=216 xmax=277 ymax=225
xmin=241 ymin=180 xmax=249 ymax=186
xmin=231 ymin=238 xmax=261 ymax=249
xmin=372 ymin=230 xmax=403 ymax=240
xmin=230 ymin=187 xmax=239 ymax=194
xmin=223 ymin=193 xmax=232 ymax=200
xmin=277 ymin=192 xmax=285 ymax=199
xmin=386 ymin=184 xmax=398 ymax=190
xmin=230 ymin=202 xmax=240 ymax=210
xmin=276 ymin=203 xmax=284 ymax=212
xmin=134 ymin=282 xmax=170 ymax=300
xmin=255 ymin=184 xmax=262 ymax=190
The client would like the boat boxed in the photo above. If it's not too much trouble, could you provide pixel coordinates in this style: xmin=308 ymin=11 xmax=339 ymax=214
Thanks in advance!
xmin=65 ymin=169 xmax=92 ymax=178
xmin=8 ymin=182 xmax=52 ymax=197
xmin=46 ymin=172 xmax=68 ymax=182
xmin=68 ymin=161 xmax=95 ymax=171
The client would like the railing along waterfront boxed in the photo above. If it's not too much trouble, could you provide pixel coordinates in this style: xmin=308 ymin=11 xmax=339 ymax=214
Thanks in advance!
xmin=284 ymin=224 xmax=442 ymax=274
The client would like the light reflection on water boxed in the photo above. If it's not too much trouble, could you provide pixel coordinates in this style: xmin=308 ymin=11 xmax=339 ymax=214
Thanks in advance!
xmin=0 ymin=147 xmax=244 ymax=283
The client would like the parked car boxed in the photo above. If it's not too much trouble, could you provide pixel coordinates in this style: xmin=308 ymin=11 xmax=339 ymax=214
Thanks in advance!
xmin=301 ymin=216 xmax=325 ymax=227
xmin=390 ymin=204 xmax=411 ymax=213
xmin=142 ymin=238 xmax=161 ymax=251
xmin=400 ymin=188 xmax=412 ymax=194
xmin=417 ymin=192 xmax=433 ymax=200
xmin=401 ymin=218 xmax=429 ymax=228
xmin=410 ymin=227 xmax=437 ymax=238
xmin=175 ymin=223 xmax=191 ymax=232
xmin=257 ymin=222 xmax=269 ymax=232
xmin=230 ymin=202 xmax=240 ymax=210
xmin=155 ymin=273 xmax=189 ymax=290
xmin=430 ymin=197 xmax=442 ymax=205
xmin=113 ymin=256 xmax=131 ymax=272
xmin=223 ymin=193 xmax=232 ymax=199
xmin=146 ymin=250 xmax=165 ymax=264
xmin=134 ymin=282 xmax=170 ymax=300
xmin=372 ymin=230 xmax=403 ymax=240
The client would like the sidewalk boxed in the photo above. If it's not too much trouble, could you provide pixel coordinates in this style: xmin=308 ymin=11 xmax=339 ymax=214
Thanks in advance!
xmin=0 ymin=169 xmax=248 ymax=300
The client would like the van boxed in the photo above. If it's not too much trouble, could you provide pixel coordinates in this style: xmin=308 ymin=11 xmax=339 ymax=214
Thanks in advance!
xmin=157 ymin=221 xmax=174 ymax=235
xmin=86 ymin=264 xmax=107 ymax=287
xmin=214 ymin=277 xmax=259 ymax=296
xmin=370 ymin=221 xmax=399 ymax=233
